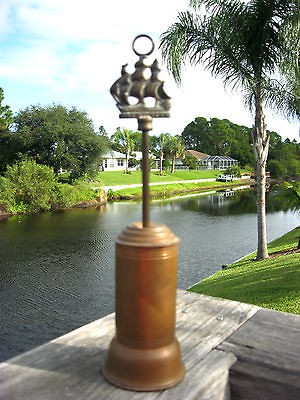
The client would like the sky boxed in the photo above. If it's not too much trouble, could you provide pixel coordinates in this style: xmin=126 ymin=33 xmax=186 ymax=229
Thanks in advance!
xmin=0 ymin=0 xmax=299 ymax=141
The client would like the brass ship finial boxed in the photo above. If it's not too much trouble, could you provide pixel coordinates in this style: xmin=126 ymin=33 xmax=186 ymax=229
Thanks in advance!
xmin=110 ymin=34 xmax=171 ymax=119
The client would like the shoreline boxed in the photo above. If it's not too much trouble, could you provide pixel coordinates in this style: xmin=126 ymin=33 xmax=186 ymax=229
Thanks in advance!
xmin=0 ymin=179 xmax=254 ymax=220
xmin=106 ymin=178 xmax=253 ymax=201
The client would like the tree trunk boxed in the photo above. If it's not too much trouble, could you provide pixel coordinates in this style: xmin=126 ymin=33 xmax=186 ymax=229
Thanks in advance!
xmin=125 ymin=152 xmax=129 ymax=174
xmin=159 ymin=151 xmax=164 ymax=175
xmin=171 ymin=155 xmax=175 ymax=173
xmin=252 ymin=91 xmax=270 ymax=260
xmin=256 ymin=158 xmax=269 ymax=259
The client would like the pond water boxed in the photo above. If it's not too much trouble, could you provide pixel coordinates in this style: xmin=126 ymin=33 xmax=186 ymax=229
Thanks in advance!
xmin=0 ymin=188 xmax=298 ymax=361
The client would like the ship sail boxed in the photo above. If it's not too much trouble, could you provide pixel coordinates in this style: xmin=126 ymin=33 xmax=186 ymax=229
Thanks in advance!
xmin=110 ymin=55 xmax=171 ymax=117
xmin=128 ymin=57 xmax=148 ymax=104
xmin=143 ymin=59 xmax=171 ymax=101
xmin=110 ymin=64 xmax=131 ymax=105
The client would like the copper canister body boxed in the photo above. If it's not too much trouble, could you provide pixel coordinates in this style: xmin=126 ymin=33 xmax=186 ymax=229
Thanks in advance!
xmin=103 ymin=222 xmax=185 ymax=391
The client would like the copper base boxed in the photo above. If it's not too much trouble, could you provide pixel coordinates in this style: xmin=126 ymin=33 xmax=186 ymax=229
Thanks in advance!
xmin=103 ymin=338 xmax=184 ymax=391
xmin=103 ymin=222 xmax=185 ymax=391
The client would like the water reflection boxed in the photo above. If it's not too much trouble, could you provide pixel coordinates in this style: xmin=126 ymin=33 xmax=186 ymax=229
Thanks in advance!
xmin=0 ymin=189 xmax=298 ymax=361
xmin=177 ymin=190 xmax=257 ymax=216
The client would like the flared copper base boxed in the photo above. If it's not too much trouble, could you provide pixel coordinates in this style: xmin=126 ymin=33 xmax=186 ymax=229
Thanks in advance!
xmin=103 ymin=338 xmax=185 ymax=391
xmin=103 ymin=222 xmax=185 ymax=391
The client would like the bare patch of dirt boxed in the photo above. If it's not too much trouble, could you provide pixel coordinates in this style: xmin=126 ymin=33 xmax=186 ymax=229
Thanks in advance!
xmin=269 ymin=247 xmax=300 ymax=258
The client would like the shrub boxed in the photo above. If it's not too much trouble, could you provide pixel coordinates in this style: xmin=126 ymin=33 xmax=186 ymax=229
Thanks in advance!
xmin=163 ymin=159 xmax=171 ymax=173
xmin=128 ymin=158 xmax=140 ymax=169
xmin=51 ymin=183 xmax=74 ymax=209
xmin=66 ymin=183 xmax=97 ymax=204
xmin=0 ymin=160 xmax=100 ymax=214
xmin=267 ymin=159 xmax=286 ymax=179
xmin=5 ymin=160 xmax=58 ymax=212
xmin=107 ymin=189 xmax=120 ymax=201
xmin=0 ymin=176 xmax=15 ymax=210
xmin=225 ymin=165 xmax=241 ymax=177
xmin=183 ymin=154 xmax=198 ymax=170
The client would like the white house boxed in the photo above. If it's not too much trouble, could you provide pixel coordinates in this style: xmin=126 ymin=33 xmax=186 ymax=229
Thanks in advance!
xmin=175 ymin=149 xmax=238 ymax=170
xmin=101 ymin=151 xmax=126 ymax=171
xmin=101 ymin=150 xmax=158 ymax=171
xmin=200 ymin=155 xmax=238 ymax=170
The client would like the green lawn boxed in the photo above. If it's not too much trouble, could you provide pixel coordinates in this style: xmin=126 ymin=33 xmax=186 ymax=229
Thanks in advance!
xmin=93 ymin=169 xmax=249 ymax=200
xmin=189 ymin=227 xmax=300 ymax=315
xmin=95 ymin=170 xmax=222 ymax=186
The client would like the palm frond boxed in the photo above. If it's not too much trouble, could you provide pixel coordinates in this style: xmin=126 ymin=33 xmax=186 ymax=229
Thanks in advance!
xmin=160 ymin=5 xmax=252 ymax=87
xmin=160 ymin=11 xmax=199 ymax=83
xmin=263 ymin=75 xmax=300 ymax=119
xmin=160 ymin=0 xmax=300 ymax=117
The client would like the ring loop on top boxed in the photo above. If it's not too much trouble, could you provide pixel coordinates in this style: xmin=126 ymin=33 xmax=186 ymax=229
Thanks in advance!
xmin=132 ymin=34 xmax=155 ymax=57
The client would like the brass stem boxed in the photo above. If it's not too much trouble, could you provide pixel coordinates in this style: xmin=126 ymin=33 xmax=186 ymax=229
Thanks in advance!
xmin=142 ymin=129 xmax=150 ymax=227
xmin=138 ymin=116 xmax=152 ymax=228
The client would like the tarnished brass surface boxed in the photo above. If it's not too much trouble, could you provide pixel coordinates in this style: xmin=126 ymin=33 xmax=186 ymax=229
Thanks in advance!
xmin=106 ymin=35 xmax=184 ymax=391
xmin=110 ymin=35 xmax=171 ymax=120
xmin=110 ymin=35 xmax=170 ymax=227
xmin=103 ymin=223 xmax=185 ymax=391
xmin=138 ymin=115 xmax=152 ymax=132
xmin=141 ymin=128 xmax=151 ymax=227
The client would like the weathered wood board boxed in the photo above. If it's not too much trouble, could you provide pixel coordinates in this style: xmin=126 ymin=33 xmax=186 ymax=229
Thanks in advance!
xmin=0 ymin=290 xmax=258 ymax=400
xmin=218 ymin=308 xmax=300 ymax=400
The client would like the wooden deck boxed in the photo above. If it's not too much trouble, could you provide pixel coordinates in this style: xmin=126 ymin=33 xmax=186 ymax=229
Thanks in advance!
xmin=0 ymin=290 xmax=299 ymax=399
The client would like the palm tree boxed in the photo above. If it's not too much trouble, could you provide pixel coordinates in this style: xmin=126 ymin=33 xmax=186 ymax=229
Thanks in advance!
xmin=111 ymin=127 xmax=135 ymax=174
xmin=160 ymin=0 xmax=299 ymax=259
xmin=167 ymin=135 xmax=186 ymax=173
xmin=0 ymin=88 xmax=13 ymax=132
xmin=152 ymin=133 xmax=172 ymax=175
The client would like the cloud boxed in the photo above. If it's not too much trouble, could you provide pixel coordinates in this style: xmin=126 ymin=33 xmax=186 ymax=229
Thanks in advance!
xmin=0 ymin=0 xmax=298 ymax=141
xmin=0 ymin=1 xmax=187 ymax=85
xmin=3 ymin=0 xmax=188 ymax=43
xmin=0 ymin=0 xmax=12 ymax=35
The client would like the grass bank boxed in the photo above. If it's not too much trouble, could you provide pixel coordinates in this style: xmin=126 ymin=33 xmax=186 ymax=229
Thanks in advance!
xmin=109 ymin=180 xmax=245 ymax=200
xmin=189 ymin=227 xmax=300 ymax=315
xmin=93 ymin=170 xmax=251 ymax=200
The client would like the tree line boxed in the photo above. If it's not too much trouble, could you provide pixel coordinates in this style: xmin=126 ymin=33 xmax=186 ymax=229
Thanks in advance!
xmin=110 ymin=128 xmax=186 ymax=175
xmin=111 ymin=118 xmax=300 ymax=180
xmin=0 ymin=91 xmax=112 ymax=214
xmin=0 ymin=95 xmax=186 ymax=179
xmin=1 ymin=87 xmax=299 ymax=181
xmin=181 ymin=116 xmax=300 ymax=178
xmin=0 ymin=95 xmax=110 ymax=181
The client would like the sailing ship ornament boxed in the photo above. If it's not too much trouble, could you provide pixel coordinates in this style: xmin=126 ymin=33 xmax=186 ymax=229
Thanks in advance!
xmin=110 ymin=34 xmax=171 ymax=119
xmin=104 ymin=35 xmax=185 ymax=391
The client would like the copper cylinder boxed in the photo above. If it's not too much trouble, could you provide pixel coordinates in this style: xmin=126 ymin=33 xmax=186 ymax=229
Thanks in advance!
xmin=103 ymin=222 xmax=185 ymax=391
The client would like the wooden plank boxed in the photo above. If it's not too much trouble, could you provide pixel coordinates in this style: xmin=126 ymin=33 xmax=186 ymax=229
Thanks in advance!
xmin=229 ymin=361 xmax=300 ymax=400
xmin=0 ymin=348 xmax=236 ymax=400
xmin=175 ymin=291 xmax=258 ymax=369
xmin=218 ymin=308 xmax=300 ymax=400
xmin=0 ymin=291 xmax=258 ymax=400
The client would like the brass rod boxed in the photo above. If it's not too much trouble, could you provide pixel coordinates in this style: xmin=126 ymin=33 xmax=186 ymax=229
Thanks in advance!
xmin=142 ymin=129 xmax=150 ymax=227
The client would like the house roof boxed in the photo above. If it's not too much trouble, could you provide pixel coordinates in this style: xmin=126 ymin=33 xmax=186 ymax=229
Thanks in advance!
xmin=186 ymin=149 xmax=210 ymax=160
xmin=132 ymin=151 xmax=155 ymax=160
xmin=206 ymin=155 xmax=237 ymax=161
xmin=132 ymin=151 xmax=143 ymax=160
xmin=102 ymin=150 xmax=126 ymax=159
xmin=103 ymin=150 xmax=155 ymax=160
